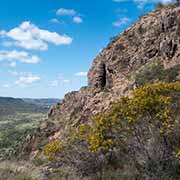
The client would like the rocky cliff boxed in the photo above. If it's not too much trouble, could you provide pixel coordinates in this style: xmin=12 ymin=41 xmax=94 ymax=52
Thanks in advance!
xmin=45 ymin=5 xmax=180 ymax=140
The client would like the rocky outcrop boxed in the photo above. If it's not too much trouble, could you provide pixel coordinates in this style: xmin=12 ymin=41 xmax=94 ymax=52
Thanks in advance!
xmin=47 ymin=6 xmax=180 ymax=136
xmin=88 ymin=55 xmax=107 ymax=89
xmin=160 ymin=37 xmax=177 ymax=58
xmin=25 ymin=6 xmax=180 ymax=154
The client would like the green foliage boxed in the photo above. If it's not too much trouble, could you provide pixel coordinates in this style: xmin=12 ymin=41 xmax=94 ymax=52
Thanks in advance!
xmin=133 ymin=60 xmax=165 ymax=86
xmin=43 ymin=140 xmax=62 ymax=160
xmin=32 ymin=157 xmax=47 ymax=167
xmin=0 ymin=97 xmax=50 ymax=116
xmin=80 ymin=82 xmax=180 ymax=152
xmin=43 ymin=82 xmax=180 ymax=179
xmin=0 ymin=113 xmax=46 ymax=159
xmin=131 ymin=60 xmax=180 ymax=87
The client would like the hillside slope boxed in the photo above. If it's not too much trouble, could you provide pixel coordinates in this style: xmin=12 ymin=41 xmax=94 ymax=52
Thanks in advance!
xmin=0 ymin=97 xmax=59 ymax=116
xmin=23 ymin=99 xmax=60 ymax=109
xmin=22 ymin=5 xmax=180 ymax=180
xmin=47 ymin=5 xmax=180 ymax=136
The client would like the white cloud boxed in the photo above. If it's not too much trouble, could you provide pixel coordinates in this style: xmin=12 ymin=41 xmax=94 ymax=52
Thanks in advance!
xmin=0 ymin=21 xmax=72 ymax=51
xmin=56 ymin=8 xmax=76 ymax=16
xmin=2 ymin=84 xmax=10 ymax=88
xmin=0 ymin=50 xmax=40 ymax=64
xmin=8 ymin=70 xmax=34 ymax=76
xmin=160 ymin=0 xmax=176 ymax=4
xmin=50 ymin=18 xmax=60 ymax=24
xmin=113 ymin=0 xmax=124 ymax=1
xmin=73 ymin=16 xmax=83 ymax=24
xmin=50 ymin=74 xmax=71 ymax=87
xmin=1 ymin=41 xmax=14 ymax=47
xmin=113 ymin=17 xmax=130 ymax=27
xmin=8 ymin=70 xmax=19 ymax=76
xmin=62 ymin=79 xmax=70 ymax=83
xmin=56 ymin=8 xmax=83 ymax=24
xmin=51 ymin=80 xmax=59 ymax=87
xmin=75 ymin=72 xmax=87 ymax=77
xmin=15 ymin=75 xmax=40 ymax=86
xmin=9 ymin=62 xmax=17 ymax=67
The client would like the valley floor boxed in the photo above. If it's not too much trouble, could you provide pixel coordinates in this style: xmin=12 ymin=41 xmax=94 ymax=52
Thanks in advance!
xmin=0 ymin=113 xmax=46 ymax=160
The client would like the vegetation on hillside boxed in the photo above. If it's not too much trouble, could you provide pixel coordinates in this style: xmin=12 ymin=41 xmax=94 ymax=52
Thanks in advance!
xmin=0 ymin=97 xmax=46 ymax=116
xmin=0 ymin=97 xmax=59 ymax=116
xmin=43 ymin=81 xmax=180 ymax=180
xmin=0 ymin=98 xmax=59 ymax=159
xmin=130 ymin=60 xmax=180 ymax=87
xmin=0 ymin=113 xmax=46 ymax=159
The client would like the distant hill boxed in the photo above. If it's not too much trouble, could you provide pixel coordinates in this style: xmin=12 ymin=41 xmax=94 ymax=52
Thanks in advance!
xmin=0 ymin=97 xmax=60 ymax=116
xmin=23 ymin=98 xmax=60 ymax=109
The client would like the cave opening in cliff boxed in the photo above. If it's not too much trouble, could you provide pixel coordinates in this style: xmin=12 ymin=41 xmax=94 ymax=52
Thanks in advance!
xmin=101 ymin=63 xmax=107 ymax=88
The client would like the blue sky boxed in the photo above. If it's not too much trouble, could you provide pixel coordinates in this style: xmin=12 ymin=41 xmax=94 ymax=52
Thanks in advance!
xmin=0 ymin=0 xmax=174 ymax=98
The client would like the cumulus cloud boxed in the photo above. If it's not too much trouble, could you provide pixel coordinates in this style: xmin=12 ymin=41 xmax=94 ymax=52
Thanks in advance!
xmin=51 ymin=80 xmax=59 ymax=87
xmin=0 ymin=21 xmax=72 ymax=51
xmin=8 ymin=70 xmax=19 ymax=76
xmin=15 ymin=75 xmax=40 ymax=86
xmin=0 ymin=50 xmax=40 ymax=64
xmin=9 ymin=62 xmax=17 ymax=67
xmin=62 ymin=79 xmax=70 ymax=83
xmin=2 ymin=84 xmax=10 ymax=88
xmin=75 ymin=72 xmax=87 ymax=77
xmin=113 ymin=17 xmax=130 ymax=27
xmin=160 ymin=0 xmax=176 ymax=4
xmin=50 ymin=18 xmax=60 ymax=24
xmin=56 ymin=8 xmax=76 ymax=16
xmin=50 ymin=73 xmax=71 ymax=87
xmin=8 ymin=70 xmax=35 ymax=77
xmin=56 ymin=8 xmax=83 ymax=24
xmin=73 ymin=17 xmax=83 ymax=24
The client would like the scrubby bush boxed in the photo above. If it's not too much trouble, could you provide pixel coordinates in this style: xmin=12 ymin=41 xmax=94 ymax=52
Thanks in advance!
xmin=44 ymin=82 xmax=180 ymax=180
xmin=132 ymin=60 xmax=180 ymax=87
xmin=84 ymin=82 xmax=180 ymax=179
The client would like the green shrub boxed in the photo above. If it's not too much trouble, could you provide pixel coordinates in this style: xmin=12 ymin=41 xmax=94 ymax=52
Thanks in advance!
xmin=132 ymin=60 xmax=180 ymax=87
xmin=32 ymin=157 xmax=47 ymax=167
xmin=43 ymin=82 xmax=180 ymax=179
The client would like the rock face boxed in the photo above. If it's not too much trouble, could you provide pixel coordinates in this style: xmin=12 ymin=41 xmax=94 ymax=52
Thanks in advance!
xmin=88 ymin=55 xmax=107 ymax=88
xmin=27 ymin=6 xmax=180 ymax=151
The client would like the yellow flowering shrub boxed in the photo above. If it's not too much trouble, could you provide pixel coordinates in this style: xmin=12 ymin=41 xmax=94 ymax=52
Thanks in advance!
xmin=43 ymin=140 xmax=61 ymax=160
xmin=175 ymin=150 xmax=180 ymax=159
xmin=78 ymin=82 xmax=180 ymax=152
xmin=43 ymin=82 xmax=180 ymax=162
